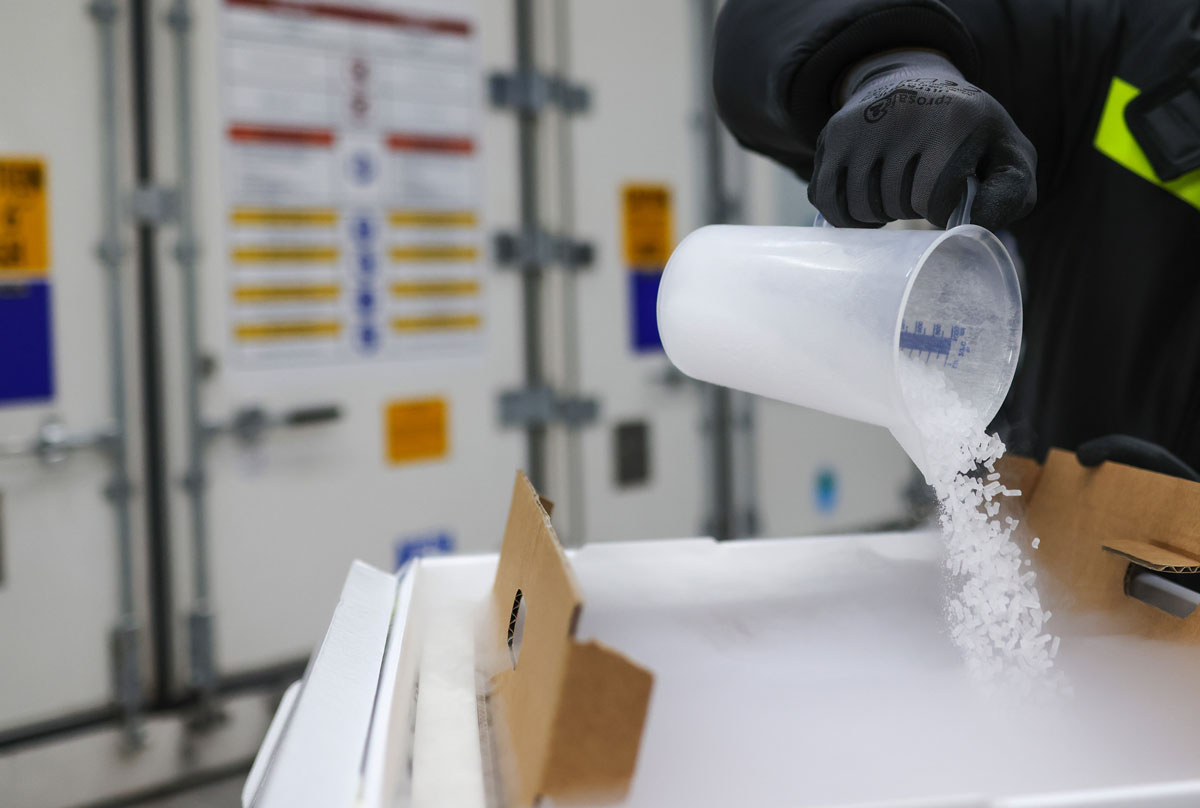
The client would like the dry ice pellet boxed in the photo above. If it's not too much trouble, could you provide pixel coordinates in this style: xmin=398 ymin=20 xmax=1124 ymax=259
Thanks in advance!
xmin=901 ymin=356 xmax=1065 ymax=694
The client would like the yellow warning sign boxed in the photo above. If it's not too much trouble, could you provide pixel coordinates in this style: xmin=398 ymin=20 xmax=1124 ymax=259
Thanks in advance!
xmin=0 ymin=158 xmax=49 ymax=275
xmin=385 ymin=397 xmax=449 ymax=465
xmin=622 ymin=183 xmax=672 ymax=269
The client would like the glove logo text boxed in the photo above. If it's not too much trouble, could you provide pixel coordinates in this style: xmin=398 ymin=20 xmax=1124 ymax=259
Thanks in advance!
xmin=863 ymin=79 xmax=980 ymax=124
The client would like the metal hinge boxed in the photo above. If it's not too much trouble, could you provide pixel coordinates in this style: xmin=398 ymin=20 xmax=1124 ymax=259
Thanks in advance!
xmin=489 ymin=71 xmax=590 ymax=114
xmin=494 ymin=229 xmax=594 ymax=272
xmin=126 ymin=184 xmax=179 ymax=225
xmin=499 ymin=386 xmax=599 ymax=428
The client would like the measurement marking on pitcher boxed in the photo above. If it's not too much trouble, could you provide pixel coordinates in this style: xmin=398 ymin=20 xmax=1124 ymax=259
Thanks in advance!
xmin=900 ymin=321 xmax=970 ymax=368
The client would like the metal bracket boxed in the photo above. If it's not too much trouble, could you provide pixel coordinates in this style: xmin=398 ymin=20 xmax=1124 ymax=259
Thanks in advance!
xmin=499 ymin=386 xmax=599 ymax=428
xmin=110 ymin=621 xmax=145 ymax=752
xmin=126 ymin=184 xmax=179 ymax=225
xmin=494 ymin=229 xmax=594 ymax=272
xmin=0 ymin=417 xmax=118 ymax=465
xmin=489 ymin=71 xmax=590 ymax=114
xmin=204 ymin=403 xmax=343 ymax=448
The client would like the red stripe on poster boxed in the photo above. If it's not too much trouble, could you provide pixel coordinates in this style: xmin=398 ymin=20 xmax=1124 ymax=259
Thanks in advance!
xmin=228 ymin=124 xmax=336 ymax=147
xmin=385 ymin=134 xmax=475 ymax=154
xmin=225 ymin=0 xmax=472 ymax=36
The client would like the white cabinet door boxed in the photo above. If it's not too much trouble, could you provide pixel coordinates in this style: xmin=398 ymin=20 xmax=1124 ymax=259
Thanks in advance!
xmin=0 ymin=0 xmax=149 ymax=730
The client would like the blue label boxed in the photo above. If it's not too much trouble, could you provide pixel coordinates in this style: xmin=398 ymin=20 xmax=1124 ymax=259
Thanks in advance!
xmin=0 ymin=281 xmax=54 ymax=405
xmin=814 ymin=467 xmax=839 ymax=514
xmin=394 ymin=530 xmax=456 ymax=570
xmin=629 ymin=271 xmax=663 ymax=353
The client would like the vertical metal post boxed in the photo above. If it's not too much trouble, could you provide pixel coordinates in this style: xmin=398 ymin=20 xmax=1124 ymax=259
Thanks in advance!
xmin=693 ymin=0 xmax=737 ymax=540
xmin=551 ymin=1 xmax=585 ymax=546
xmin=514 ymin=0 xmax=547 ymax=490
xmin=166 ymin=0 xmax=220 ymax=724
xmin=90 ymin=0 xmax=144 ymax=750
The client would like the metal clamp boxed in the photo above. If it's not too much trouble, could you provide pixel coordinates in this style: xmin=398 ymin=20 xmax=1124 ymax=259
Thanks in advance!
xmin=499 ymin=386 xmax=599 ymax=429
xmin=126 ymin=184 xmax=179 ymax=225
xmin=493 ymin=229 xmax=594 ymax=272
xmin=489 ymin=71 xmax=590 ymax=114
xmin=204 ymin=403 xmax=342 ymax=448
xmin=0 ymin=417 xmax=117 ymax=465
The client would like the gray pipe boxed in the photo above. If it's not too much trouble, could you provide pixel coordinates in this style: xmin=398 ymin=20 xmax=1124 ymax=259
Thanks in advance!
xmin=513 ymin=0 xmax=547 ymax=490
xmin=551 ymin=1 xmax=585 ymax=547
xmin=89 ymin=0 xmax=143 ymax=749
xmin=166 ymin=0 xmax=219 ymax=716
xmin=693 ymin=0 xmax=737 ymax=540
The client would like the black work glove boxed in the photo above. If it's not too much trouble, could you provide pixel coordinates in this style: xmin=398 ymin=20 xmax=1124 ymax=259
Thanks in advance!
xmin=809 ymin=50 xmax=1037 ymax=230
xmin=1076 ymin=434 xmax=1200 ymax=482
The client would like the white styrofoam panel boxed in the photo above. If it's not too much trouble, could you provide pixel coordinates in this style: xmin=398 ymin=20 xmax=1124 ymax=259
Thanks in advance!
xmin=151 ymin=0 xmax=525 ymax=680
xmin=0 ymin=0 xmax=151 ymax=729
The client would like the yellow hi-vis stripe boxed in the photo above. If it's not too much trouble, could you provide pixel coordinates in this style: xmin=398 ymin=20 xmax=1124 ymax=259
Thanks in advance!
xmin=391 ymin=314 xmax=481 ymax=333
xmin=388 ymin=210 xmax=478 ymax=227
xmin=230 ymin=208 xmax=338 ymax=226
xmin=232 ymin=245 xmax=340 ymax=264
xmin=1094 ymin=77 xmax=1200 ymax=211
xmin=234 ymin=284 xmax=341 ymax=303
xmin=234 ymin=320 xmax=342 ymax=341
xmin=389 ymin=245 xmax=479 ymax=263
xmin=390 ymin=280 xmax=480 ymax=297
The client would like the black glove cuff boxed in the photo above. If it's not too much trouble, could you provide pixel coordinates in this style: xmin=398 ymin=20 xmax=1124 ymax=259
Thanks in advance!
xmin=785 ymin=4 xmax=980 ymax=147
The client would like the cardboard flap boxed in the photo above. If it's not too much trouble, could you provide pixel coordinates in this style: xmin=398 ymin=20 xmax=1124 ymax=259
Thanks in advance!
xmin=487 ymin=472 xmax=653 ymax=807
xmin=1020 ymin=449 xmax=1200 ymax=639
xmin=1102 ymin=539 xmax=1200 ymax=573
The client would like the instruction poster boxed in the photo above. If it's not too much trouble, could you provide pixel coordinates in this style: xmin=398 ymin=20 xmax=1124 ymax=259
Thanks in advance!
xmin=219 ymin=0 xmax=483 ymax=368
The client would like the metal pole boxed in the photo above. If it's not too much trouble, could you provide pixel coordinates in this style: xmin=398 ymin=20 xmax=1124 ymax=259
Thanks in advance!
xmin=694 ymin=0 xmax=737 ymax=540
xmin=514 ymin=0 xmax=547 ymax=490
xmin=166 ymin=0 xmax=219 ymax=724
xmin=552 ymin=0 xmax=585 ymax=546
xmin=89 ymin=0 xmax=144 ymax=750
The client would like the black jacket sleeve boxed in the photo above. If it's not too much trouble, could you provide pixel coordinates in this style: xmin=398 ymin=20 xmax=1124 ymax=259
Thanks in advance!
xmin=713 ymin=0 xmax=1120 ymax=191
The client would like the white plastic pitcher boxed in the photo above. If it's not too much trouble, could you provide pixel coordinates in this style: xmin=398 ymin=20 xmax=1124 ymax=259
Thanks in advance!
xmin=656 ymin=184 xmax=1022 ymax=476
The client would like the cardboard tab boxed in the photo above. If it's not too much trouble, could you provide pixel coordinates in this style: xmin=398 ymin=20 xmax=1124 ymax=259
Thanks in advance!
xmin=487 ymin=472 xmax=653 ymax=807
xmin=1102 ymin=539 xmax=1200 ymax=573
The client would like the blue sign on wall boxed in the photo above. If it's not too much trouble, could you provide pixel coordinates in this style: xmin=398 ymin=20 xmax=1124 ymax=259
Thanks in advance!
xmin=814 ymin=466 xmax=840 ymax=515
xmin=0 ymin=280 xmax=54 ymax=405
xmin=394 ymin=529 xmax=456 ymax=571
xmin=629 ymin=271 xmax=664 ymax=353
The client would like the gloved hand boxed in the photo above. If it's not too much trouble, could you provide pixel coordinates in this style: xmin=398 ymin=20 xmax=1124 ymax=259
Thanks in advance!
xmin=808 ymin=50 xmax=1037 ymax=230
xmin=1076 ymin=434 xmax=1200 ymax=482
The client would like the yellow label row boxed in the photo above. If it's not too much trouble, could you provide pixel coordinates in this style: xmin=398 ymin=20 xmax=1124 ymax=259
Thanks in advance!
xmin=232 ymin=245 xmax=340 ymax=264
xmin=231 ymin=280 xmax=480 ymax=304
xmin=234 ymin=315 xmax=481 ymax=342
xmin=234 ymin=283 xmax=342 ymax=303
xmin=390 ymin=280 xmax=480 ymax=297
xmin=388 ymin=210 xmax=477 ymax=228
xmin=389 ymin=245 xmax=479 ymax=263
xmin=229 ymin=208 xmax=478 ymax=229
xmin=231 ymin=245 xmax=479 ymax=265
xmin=234 ymin=320 xmax=343 ymax=341
xmin=231 ymin=208 xmax=339 ymax=227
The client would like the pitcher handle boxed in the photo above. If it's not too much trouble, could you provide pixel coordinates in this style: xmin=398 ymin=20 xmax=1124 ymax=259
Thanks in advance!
xmin=813 ymin=175 xmax=979 ymax=230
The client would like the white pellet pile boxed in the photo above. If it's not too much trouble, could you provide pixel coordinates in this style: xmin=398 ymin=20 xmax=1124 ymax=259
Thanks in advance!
xmin=900 ymin=356 xmax=1066 ymax=695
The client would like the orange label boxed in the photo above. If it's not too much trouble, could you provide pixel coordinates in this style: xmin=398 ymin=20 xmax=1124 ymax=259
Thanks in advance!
xmin=0 ymin=158 xmax=49 ymax=275
xmin=622 ymin=183 xmax=672 ymax=269
xmin=385 ymin=397 xmax=449 ymax=465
